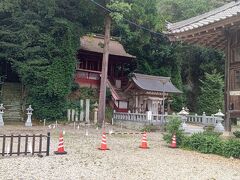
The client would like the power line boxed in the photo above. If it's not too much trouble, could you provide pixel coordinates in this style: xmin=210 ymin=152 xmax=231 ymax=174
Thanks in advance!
xmin=89 ymin=0 xmax=165 ymax=36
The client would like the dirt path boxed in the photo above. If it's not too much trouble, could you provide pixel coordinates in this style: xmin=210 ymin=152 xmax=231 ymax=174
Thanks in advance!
xmin=0 ymin=125 xmax=240 ymax=180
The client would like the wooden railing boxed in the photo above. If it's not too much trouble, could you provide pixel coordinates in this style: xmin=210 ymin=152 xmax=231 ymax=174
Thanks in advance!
xmin=0 ymin=133 xmax=50 ymax=156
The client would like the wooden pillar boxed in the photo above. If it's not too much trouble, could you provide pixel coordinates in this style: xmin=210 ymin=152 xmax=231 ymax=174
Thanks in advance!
xmin=135 ymin=93 xmax=139 ymax=113
xmin=225 ymin=30 xmax=231 ymax=132
xmin=98 ymin=14 xmax=111 ymax=127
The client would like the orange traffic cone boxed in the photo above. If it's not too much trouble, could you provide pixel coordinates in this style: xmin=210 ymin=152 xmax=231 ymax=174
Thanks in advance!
xmin=170 ymin=134 xmax=177 ymax=148
xmin=98 ymin=132 xmax=110 ymax=150
xmin=139 ymin=131 xmax=149 ymax=149
xmin=54 ymin=131 xmax=67 ymax=155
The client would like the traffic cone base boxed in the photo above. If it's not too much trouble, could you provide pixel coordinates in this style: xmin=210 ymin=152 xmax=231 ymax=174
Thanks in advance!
xmin=139 ymin=146 xmax=149 ymax=149
xmin=98 ymin=147 xmax=110 ymax=150
xmin=169 ymin=145 xmax=178 ymax=148
xmin=54 ymin=151 xmax=67 ymax=155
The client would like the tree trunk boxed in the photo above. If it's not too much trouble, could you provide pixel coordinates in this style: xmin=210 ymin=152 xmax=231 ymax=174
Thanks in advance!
xmin=98 ymin=14 xmax=111 ymax=127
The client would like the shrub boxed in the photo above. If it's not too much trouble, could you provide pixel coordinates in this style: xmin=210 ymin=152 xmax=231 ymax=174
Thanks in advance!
xmin=222 ymin=139 xmax=240 ymax=158
xmin=233 ymin=131 xmax=240 ymax=138
xmin=163 ymin=116 xmax=184 ymax=145
xmin=183 ymin=132 xmax=222 ymax=154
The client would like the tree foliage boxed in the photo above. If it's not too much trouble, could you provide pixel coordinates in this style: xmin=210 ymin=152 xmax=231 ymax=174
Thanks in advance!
xmin=0 ymin=0 xmax=227 ymax=119
xmin=197 ymin=71 xmax=224 ymax=115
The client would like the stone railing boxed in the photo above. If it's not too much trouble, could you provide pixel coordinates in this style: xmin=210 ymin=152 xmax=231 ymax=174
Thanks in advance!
xmin=113 ymin=112 xmax=147 ymax=123
xmin=186 ymin=113 xmax=217 ymax=125
xmin=113 ymin=111 xmax=219 ymax=126
xmin=113 ymin=112 xmax=170 ymax=125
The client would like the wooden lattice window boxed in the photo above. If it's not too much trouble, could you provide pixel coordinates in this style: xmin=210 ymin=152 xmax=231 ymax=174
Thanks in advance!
xmin=233 ymin=47 xmax=240 ymax=62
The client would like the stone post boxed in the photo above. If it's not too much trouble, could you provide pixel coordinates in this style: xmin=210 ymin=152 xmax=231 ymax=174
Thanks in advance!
xmin=25 ymin=105 xmax=33 ymax=127
xmin=214 ymin=109 xmax=225 ymax=132
xmin=80 ymin=99 xmax=84 ymax=121
xmin=93 ymin=102 xmax=98 ymax=124
xmin=85 ymin=99 xmax=90 ymax=123
xmin=0 ymin=104 xmax=5 ymax=127
xmin=202 ymin=112 xmax=206 ymax=125
xmin=71 ymin=109 xmax=75 ymax=122
xmin=146 ymin=111 xmax=152 ymax=121
xmin=67 ymin=109 xmax=71 ymax=122
xmin=75 ymin=109 xmax=79 ymax=122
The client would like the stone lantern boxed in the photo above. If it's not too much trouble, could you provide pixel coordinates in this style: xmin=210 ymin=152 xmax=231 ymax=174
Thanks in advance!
xmin=25 ymin=105 xmax=33 ymax=127
xmin=0 ymin=104 xmax=5 ymax=127
xmin=178 ymin=107 xmax=189 ymax=130
xmin=214 ymin=109 xmax=225 ymax=132
xmin=93 ymin=102 xmax=98 ymax=124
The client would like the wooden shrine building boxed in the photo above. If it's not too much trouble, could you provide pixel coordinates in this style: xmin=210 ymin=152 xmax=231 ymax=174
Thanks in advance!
xmin=75 ymin=34 xmax=181 ymax=114
xmin=125 ymin=73 xmax=181 ymax=114
xmin=75 ymin=34 xmax=136 ymax=112
xmin=166 ymin=0 xmax=240 ymax=131
xmin=75 ymin=34 xmax=135 ymax=88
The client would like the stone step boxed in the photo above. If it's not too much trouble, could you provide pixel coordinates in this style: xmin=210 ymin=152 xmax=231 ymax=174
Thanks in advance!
xmin=3 ymin=117 xmax=23 ymax=121
xmin=1 ymin=82 xmax=23 ymax=121
xmin=4 ymin=121 xmax=24 ymax=125
xmin=3 ymin=112 xmax=22 ymax=117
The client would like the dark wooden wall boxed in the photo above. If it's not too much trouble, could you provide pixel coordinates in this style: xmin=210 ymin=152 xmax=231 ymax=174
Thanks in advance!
xmin=229 ymin=29 xmax=240 ymax=116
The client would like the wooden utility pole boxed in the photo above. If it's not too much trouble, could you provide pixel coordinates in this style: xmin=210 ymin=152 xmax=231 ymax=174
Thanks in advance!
xmin=98 ymin=14 xmax=111 ymax=127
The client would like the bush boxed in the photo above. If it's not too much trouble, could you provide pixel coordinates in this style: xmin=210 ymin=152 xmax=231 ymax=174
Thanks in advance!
xmin=181 ymin=132 xmax=222 ymax=154
xmin=222 ymin=139 xmax=240 ymax=158
xmin=163 ymin=116 xmax=184 ymax=145
xmin=233 ymin=131 xmax=240 ymax=138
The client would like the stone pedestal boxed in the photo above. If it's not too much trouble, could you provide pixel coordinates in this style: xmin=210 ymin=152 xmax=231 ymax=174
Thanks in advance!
xmin=25 ymin=105 xmax=33 ymax=127
xmin=0 ymin=104 xmax=5 ymax=127
xmin=94 ymin=108 xmax=98 ymax=124
xmin=146 ymin=111 xmax=152 ymax=121
xmin=25 ymin=113 xmax=32 ymax=127
xmin=0 ymin=112 xmax=4 ymax=127
xmin=214 ymin=110 xmax=225 ymax=132
xmin=178 ymin=107 xmax=189 ymax=131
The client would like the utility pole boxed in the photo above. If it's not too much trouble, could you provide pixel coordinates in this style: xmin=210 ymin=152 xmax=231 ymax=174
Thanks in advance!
xmin=98 ymin=14 xmax=111 ymax=127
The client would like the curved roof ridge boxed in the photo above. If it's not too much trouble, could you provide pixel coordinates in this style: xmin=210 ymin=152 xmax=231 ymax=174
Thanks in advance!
xmin=133 ymin=73 xmax=171 ymax=81
xmin=168 ymin=1 xmax=240 ymax=31
xmin=131 ymin=73 xmax=181 ymax=93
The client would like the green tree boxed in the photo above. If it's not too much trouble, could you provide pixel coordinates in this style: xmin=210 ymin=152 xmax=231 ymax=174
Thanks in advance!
xmin=197 ymin=70 xmax=224 ymax=114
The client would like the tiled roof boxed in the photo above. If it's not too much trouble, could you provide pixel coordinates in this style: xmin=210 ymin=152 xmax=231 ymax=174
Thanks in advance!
xmin=80 ymin=35 xmax=135 ymax=58
xmin=131 ymin=73 xmax=182 ymax=93
xmin=167 ymin=1 xmax=240 ymax=34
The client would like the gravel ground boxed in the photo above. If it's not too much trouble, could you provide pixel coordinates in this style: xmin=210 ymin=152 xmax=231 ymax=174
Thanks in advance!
xmin=0 ymin=125 xmax=240 ymax=180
